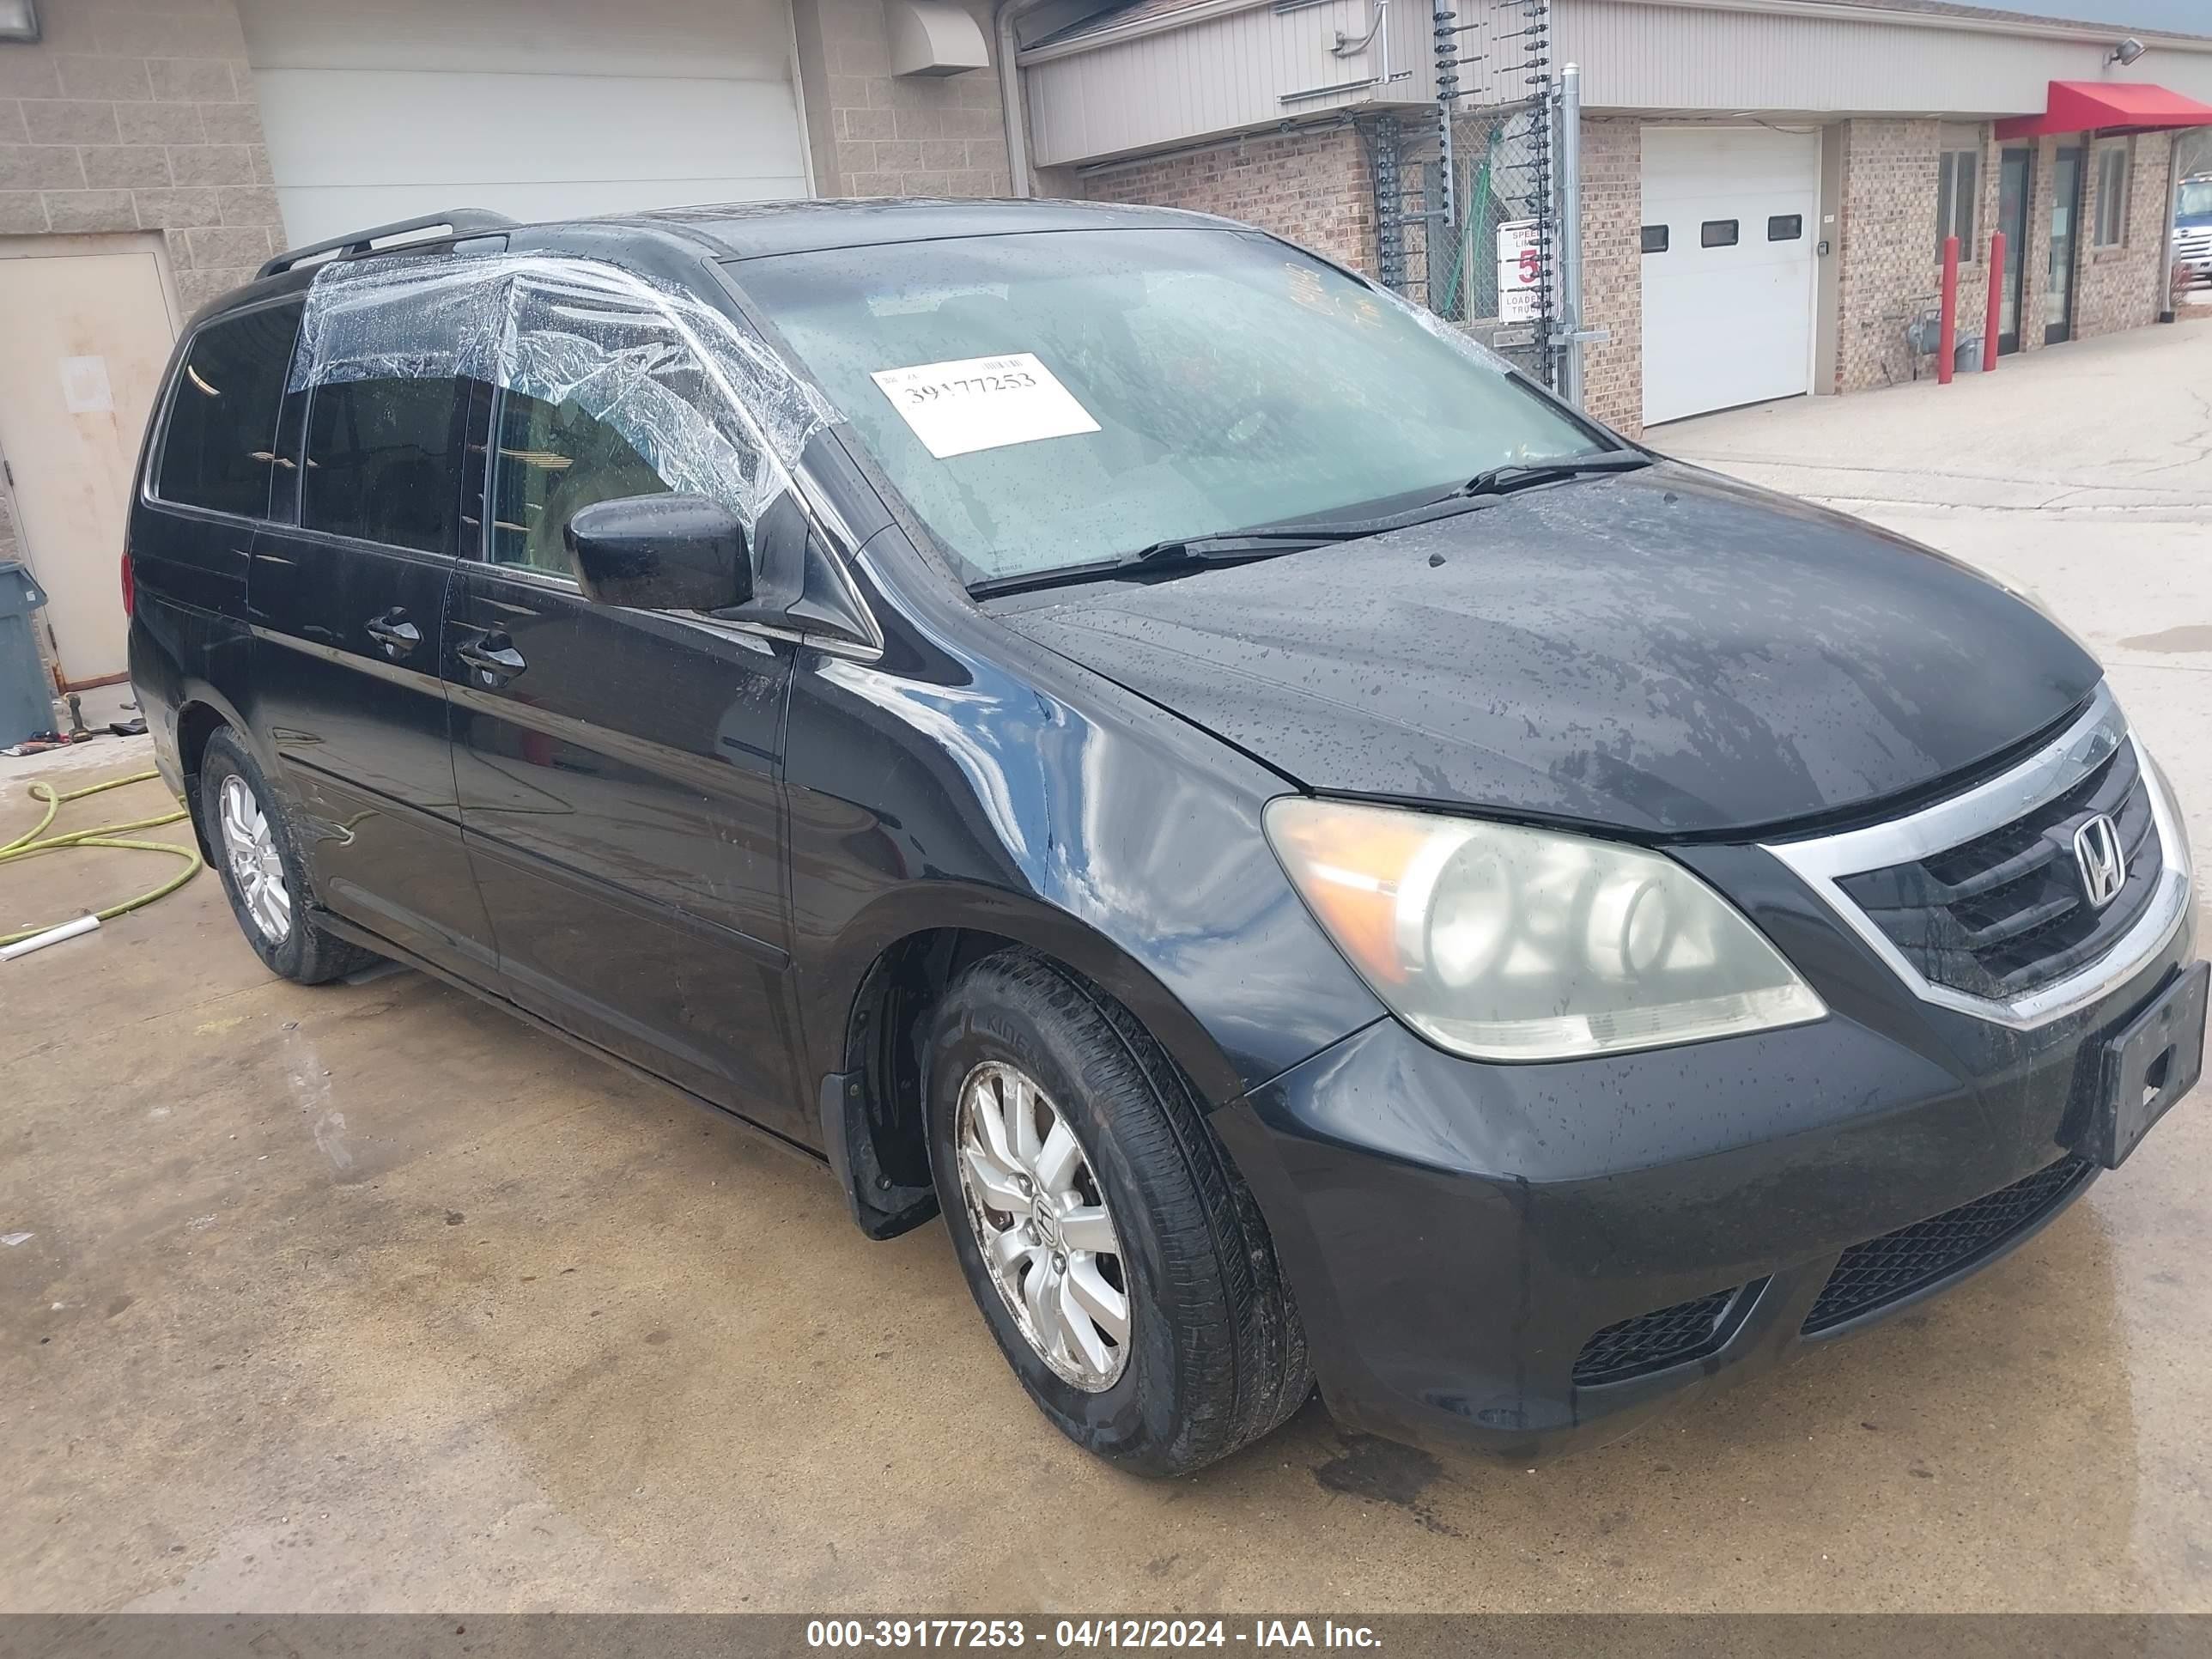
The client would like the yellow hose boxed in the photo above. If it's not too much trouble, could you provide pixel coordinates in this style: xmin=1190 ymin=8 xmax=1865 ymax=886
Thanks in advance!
xmin=0 ymin=769 xmax=203 ymax=947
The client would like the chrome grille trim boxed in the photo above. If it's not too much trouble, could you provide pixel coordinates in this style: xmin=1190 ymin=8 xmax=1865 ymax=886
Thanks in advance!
xmin=1762 ymin=684 xmax=2191 ymax=1030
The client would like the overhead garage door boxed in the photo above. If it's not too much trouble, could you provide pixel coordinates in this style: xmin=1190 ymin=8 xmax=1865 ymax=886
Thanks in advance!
xmin=238 ymin=0 xmax=811 ymax=250
xmin=1640 ymin=126 xmax=1819 ymax=427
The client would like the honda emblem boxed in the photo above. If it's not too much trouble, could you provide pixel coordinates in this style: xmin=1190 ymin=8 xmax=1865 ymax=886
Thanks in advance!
xmin=2072 ymin=813 xmax=2126 ymax=909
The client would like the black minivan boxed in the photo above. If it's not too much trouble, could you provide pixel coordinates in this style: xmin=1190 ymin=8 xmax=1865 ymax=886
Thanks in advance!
xmin=129 ymin=200 xmax=2202 ymax=1476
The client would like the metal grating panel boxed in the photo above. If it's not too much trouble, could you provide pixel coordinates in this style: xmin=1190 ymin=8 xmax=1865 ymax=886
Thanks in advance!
xmin=1572 ymin=1285 xmax=1738 ymax=1386
xmin=1802 ymin=1155 xmax=2095 ymax=1335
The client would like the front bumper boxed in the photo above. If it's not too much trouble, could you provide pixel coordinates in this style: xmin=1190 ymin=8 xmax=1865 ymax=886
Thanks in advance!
xmin=1214 ymin=839 xmax=2198 ymax=1462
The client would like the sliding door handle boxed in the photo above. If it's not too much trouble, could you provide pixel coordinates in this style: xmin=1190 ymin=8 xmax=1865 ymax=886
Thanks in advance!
xmin=363 ymin=610 xmax=421 ymax=657
xmin=456 ymin=633 xmax=527 ymax=684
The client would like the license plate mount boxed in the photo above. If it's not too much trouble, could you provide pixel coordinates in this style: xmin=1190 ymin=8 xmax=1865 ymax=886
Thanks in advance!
xmin=2085 ymin=960 xmax=2209 ymax=1170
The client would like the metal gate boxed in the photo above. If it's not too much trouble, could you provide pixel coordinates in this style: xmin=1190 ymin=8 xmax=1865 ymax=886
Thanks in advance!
xmin=1365 ymin=0 xmax=1560 ymax=386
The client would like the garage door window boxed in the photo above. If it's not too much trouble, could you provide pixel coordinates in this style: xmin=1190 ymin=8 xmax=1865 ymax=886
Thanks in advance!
xmin=155 ymin=302 xmax=302 ymax=519
xmin=1700 ymin=220 xmax=1739 ymax=247
xmin=1642 ymin=225 xmax=1669 ymax=254
xmin=1768 ymin=215 xmax=1802 ymax=241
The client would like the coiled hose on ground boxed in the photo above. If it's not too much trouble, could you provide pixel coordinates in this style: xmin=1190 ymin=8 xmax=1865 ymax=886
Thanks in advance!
xmin=0 ymin=770 xmax=202 ymax=949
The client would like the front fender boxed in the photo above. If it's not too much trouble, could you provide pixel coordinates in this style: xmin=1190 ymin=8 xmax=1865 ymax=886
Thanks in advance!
xmin=783 ymin=627 xmax=1382 ymax=1109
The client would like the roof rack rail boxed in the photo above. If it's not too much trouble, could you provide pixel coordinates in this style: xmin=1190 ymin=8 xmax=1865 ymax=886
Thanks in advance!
xmin=257 ymin=209 xmax=517 ymax=281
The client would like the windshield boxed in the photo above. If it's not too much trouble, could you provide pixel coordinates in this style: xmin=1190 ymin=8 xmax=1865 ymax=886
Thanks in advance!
xmin=2179 ymin=179 xmax=2212 ymax=219
xmin=733 ymin=228 xmax=1605 ymax=586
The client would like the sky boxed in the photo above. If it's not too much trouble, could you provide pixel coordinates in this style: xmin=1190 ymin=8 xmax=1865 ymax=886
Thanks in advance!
xmin=1958 ymin=0 xmax=2210 ymax=32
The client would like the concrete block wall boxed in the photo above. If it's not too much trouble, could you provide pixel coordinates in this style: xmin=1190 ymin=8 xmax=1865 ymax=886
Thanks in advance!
xmin=0 ymin=0 xmax=283 ymax=318
xmin=1075 ymin=124 xmax=1375 ymax=275
xmin=791 ymin=0 xmax=1012 ymax=198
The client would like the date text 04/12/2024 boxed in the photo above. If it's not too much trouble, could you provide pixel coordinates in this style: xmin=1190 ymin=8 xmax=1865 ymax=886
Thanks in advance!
xmin=805 ymin=1620 xmax=1383 ymax=1649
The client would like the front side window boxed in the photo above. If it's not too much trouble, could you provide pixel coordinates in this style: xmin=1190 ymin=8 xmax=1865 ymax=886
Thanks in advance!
xmin=155 ymin=303 xmax=301 ymax=517
xmin=2096 ymin=143 xmax=2130 ymax=247
xmin=489 ymin=389 xmax=673 ymax=574
xmin=735 ymin=228 xmax=1601 ymax=585
xmin=301 ymin=375 xmax=465 ymax=555
xmin=1936 ymin=146 xmax=1980 ymax=256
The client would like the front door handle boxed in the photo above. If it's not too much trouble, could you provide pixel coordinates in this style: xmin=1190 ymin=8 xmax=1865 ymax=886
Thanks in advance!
xmin=363 ymin=609 xmax=421 ymax=657
xmin=456 ymin=632 xmax=527 ymax=685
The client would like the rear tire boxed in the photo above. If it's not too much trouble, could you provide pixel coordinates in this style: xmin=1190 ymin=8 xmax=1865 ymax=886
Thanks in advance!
xmin=926 ymin=948 xmax=1311 ymax=1476
xmin=200 ymin=728 xmax=379 ymax=985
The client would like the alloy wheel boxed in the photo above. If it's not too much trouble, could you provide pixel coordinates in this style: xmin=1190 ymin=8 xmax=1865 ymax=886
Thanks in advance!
xmin=217 ymin=772 xmax=292 ymax=944
xmin=953 ymin=1060 xmax=1131 ymax=1390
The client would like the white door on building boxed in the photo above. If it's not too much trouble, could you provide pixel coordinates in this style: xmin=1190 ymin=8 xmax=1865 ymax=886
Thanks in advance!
xmin=1640 ymin=126 xmax=1820 ymax=427
xmin=238 ymin=0 xmax=812 ymax=249
xmin=0 ymin=239 xmax=179 ymax=690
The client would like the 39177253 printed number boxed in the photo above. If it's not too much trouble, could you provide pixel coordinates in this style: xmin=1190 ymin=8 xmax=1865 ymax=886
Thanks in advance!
xmin=867 ymin=351 xmax=1102 ymax=459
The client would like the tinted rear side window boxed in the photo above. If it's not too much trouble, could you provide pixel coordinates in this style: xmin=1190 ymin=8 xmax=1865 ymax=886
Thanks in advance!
xmin=156 ymin=303 xmax=301 ymax=517
xmin=301 ymin=376 xmax=465 ymax=555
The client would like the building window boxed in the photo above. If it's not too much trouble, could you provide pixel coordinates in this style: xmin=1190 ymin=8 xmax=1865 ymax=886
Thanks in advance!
xmin=1767 ymin=215 xmax=1803 ymax=241
xmin=1641 ymin=224 xmax=1668 ymax=253
xmin=1700 ymin=219 xmax=1738 ymax=247
xmin=2095 ymin=141 xmax=2130 ymax=247
xmin=1936 ymin=144 xmax=1979 ymax=256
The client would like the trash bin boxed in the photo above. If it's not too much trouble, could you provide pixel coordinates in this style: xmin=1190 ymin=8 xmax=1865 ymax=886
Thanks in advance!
xmin=0 ymin=561 xmax=58 ymax=748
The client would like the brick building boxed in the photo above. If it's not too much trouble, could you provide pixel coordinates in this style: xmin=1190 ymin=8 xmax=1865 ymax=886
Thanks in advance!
xmin=1007 ymin=0 xmax=2212 ymax=436
xmin=0 ymin=0 xmax=1015 ymax=695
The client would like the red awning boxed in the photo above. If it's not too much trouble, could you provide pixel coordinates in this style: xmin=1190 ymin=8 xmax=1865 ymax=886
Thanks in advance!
xmin=1996 ymin=81 xmax=2212 ymax=141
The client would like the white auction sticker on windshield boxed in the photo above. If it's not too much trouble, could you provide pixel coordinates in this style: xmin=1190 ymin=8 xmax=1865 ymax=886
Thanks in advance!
xmin=869 ymin=353 xmax=1100 ymax=459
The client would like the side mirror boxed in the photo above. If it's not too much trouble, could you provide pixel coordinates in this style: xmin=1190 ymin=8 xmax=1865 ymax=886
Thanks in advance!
xmin=564 ymin=494 xmax=752 ymax=611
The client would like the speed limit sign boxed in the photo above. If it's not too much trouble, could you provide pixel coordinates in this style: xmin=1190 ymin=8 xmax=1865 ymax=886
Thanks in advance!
xmin=1497 ymin=219 xmax=1542 ymax=322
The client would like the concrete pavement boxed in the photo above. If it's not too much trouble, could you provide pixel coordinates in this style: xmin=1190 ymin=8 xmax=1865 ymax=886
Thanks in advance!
xmin=5 ymin=323 xmax=2212 ymax=1613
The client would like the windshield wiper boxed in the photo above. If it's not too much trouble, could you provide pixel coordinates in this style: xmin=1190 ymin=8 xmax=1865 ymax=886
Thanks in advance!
xmin=1126 ymin=528 xmax=1352 ymax=566
xmin=967 ymin=483 xmax=1547 ymax=601
xmin=1450 ymin=448 xmax=1652 ymax=500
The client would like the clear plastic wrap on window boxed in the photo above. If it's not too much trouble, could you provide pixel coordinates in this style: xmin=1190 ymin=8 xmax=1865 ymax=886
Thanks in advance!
xmin=289 ymin=252 xmax=837 ymax=534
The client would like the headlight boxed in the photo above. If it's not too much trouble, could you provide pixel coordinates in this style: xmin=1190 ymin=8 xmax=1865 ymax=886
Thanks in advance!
xmin=1264 ymin=799 xmax=1826 ymax=1062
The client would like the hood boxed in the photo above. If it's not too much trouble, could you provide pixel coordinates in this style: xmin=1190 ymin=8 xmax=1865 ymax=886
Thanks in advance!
xmin=1000 ymin=463 xmax=2100 ymax=837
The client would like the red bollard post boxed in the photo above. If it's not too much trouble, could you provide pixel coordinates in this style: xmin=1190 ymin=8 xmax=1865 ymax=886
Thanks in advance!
xmin=1938 ymin=234 xmax=1960 ymax=385
xmin=1983 ymin=230 xmax=2005 ymax=372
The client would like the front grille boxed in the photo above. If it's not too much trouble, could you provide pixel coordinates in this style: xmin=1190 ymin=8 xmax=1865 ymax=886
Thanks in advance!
xmin=1801 ymin=1155 xmax=2095 ymax=1335
xmin=1572 ymin=1286 xmax=1741 ymax=1386
xmin=1836 ymin=739 xmax=2160 ymax=1000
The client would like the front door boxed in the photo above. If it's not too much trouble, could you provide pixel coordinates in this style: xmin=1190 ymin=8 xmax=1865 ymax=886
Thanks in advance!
xmin=444 ymin=289 xmax=802 ymax=1133
xmin=1998 ymin=147 xmax=2033 ymax=355
xmin=247 ymin=358 xmax=496 ymax=977
xmin=0 ymin=237 xmax=179 ymax=690
xmin=2046 ymin=145 xmax=2085 ymax=346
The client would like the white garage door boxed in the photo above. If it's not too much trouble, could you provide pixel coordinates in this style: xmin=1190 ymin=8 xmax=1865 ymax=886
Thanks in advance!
xmin=1640 ymin=126 xmax=1819 ymax=427
xmin=239 ymin=0 xmax=811 ymax=250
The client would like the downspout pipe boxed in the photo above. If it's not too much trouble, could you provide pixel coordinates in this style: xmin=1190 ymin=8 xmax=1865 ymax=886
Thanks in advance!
xmin=994 ymin=0 xmax=1058 ymax=197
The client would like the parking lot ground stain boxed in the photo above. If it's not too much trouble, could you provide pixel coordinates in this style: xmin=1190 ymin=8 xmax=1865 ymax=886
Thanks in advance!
xmin=2118 ymin=625 xmax=2212 ymax=653
xmin=1310 ymin=1433 xmax=1462 ymax=1535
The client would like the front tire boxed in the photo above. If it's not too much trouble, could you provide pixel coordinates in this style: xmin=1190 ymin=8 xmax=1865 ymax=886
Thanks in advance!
xmin=926 ymin=949 xmax=1311 ymax=1476
xmin=200 ymin=728 xmax=378 ymax=985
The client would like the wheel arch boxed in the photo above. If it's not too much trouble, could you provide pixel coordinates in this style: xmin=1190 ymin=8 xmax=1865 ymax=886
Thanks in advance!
xmin=810 ymin=884 xmax=1249 ymax=1242
xmin=172 ymin=686 xmax=259 ymax=861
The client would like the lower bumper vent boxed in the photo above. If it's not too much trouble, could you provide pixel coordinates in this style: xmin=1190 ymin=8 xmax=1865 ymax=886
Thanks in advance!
xmin=1802 ymin=1154 xmax=2095 ymax=1335
xmin=1572 ymin=1286 xmax=1741 ymax=1387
